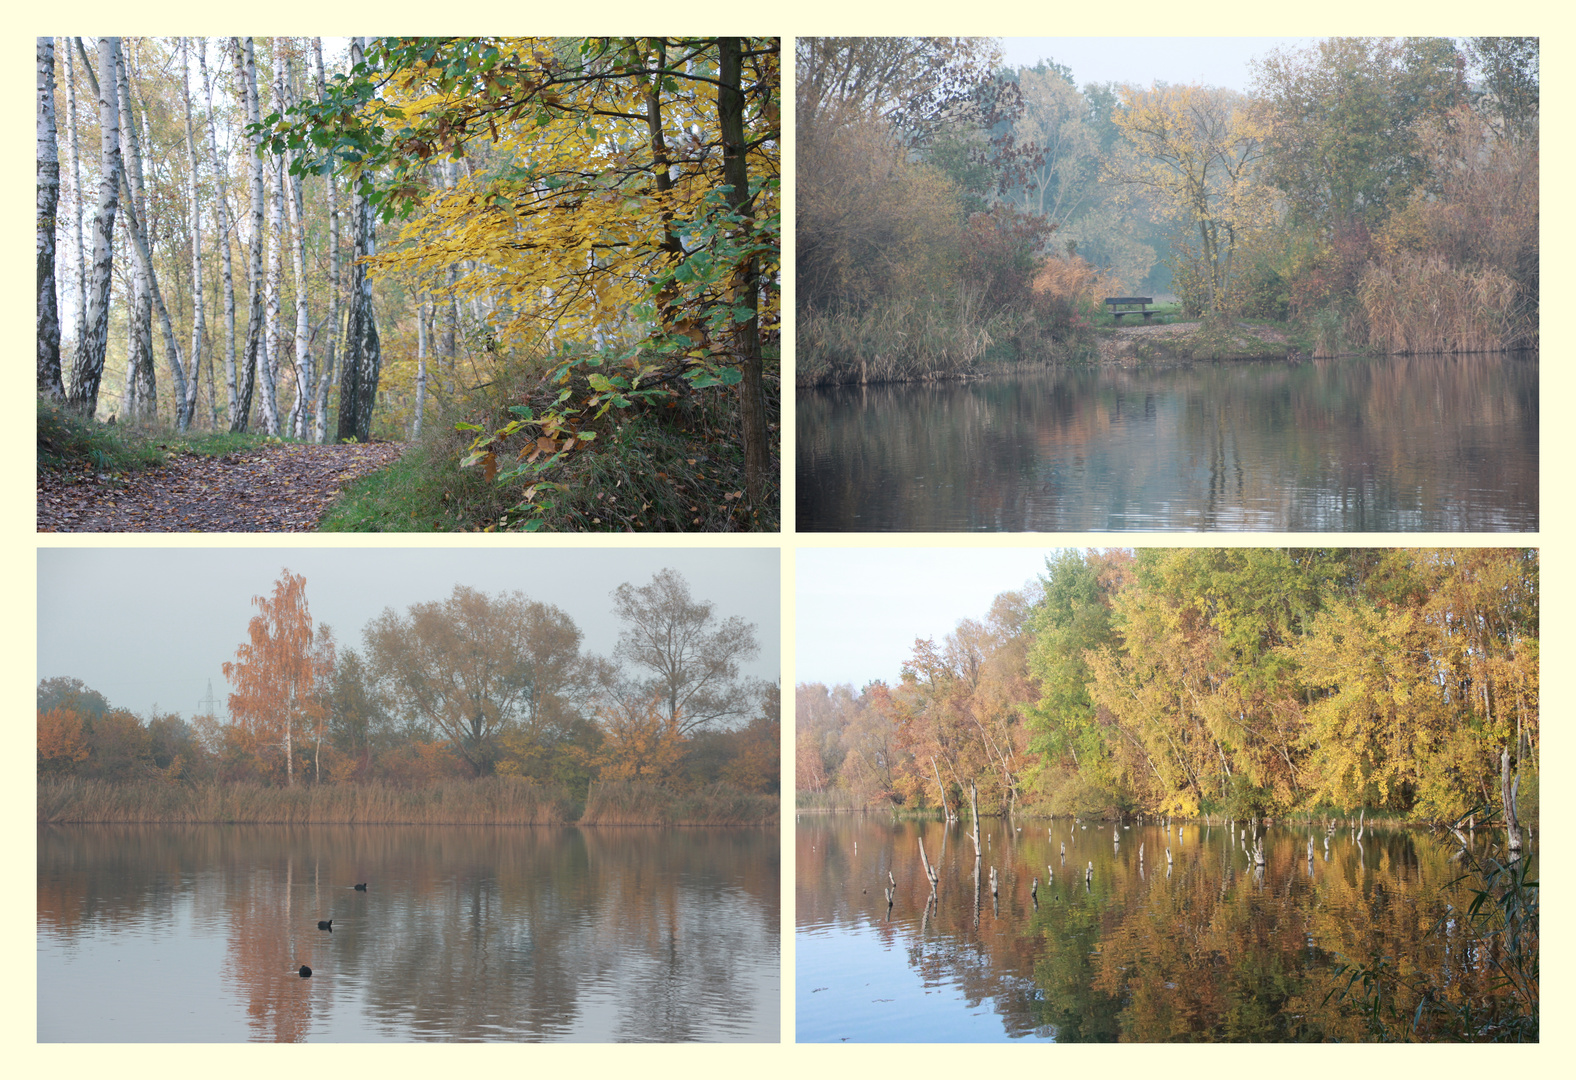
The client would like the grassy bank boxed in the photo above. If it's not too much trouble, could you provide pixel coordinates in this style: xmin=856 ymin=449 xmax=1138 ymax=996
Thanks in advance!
xmin=39 ymin=777 xmax=575 ymax=825
xmin=37 ymin=397 xmax=280 ymax=475
xmin=580 ymin=780 xmax=778 ymax=825
xmin=321 ymin=348 xmax=780 ymax=533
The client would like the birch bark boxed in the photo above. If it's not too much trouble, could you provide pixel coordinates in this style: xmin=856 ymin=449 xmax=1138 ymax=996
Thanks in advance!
xmin=229 ymin=37 xmax=266 ymax=432
xmin=38 ymin=38 xmax=63 ymax=399
xmin=179 ymin=38 xmax=207 ymax=429
xmin=310 ymin=38 xmax=339 ymax=444
xmin=199 ymin=39 xmax=238 ymax=426
xmin=68 ymin=36 xmax=122 ymax=417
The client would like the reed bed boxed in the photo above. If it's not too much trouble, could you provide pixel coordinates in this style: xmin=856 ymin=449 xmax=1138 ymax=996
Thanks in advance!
xmin=1358 ymin=255 xmax=1534 ymax=355
xmin=38 ymin=777 xmax=574 ymax=825
xmin=798 ymin=290 xmax=1013 ymax=387
xmin=579 ymin=780 xmax=777 ymax=826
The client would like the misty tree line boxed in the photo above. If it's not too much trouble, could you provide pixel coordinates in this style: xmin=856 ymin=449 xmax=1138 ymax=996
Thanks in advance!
xmin=798 ymin=549 xmax=1537 ymax=826
xmin=799 ymin=37 xmax=1537 ymax=363
xmin=39 ymin=568 xmax=779 ymax=798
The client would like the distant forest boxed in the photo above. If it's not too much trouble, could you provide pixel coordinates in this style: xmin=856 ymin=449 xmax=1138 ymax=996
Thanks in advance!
xmin=799 ymin=37 xmax=1537 ymax=371
xmin=798 ymin=549 xmax=1537 ymax=826
xmin=40 ymin=569 xmax=779 ymax=811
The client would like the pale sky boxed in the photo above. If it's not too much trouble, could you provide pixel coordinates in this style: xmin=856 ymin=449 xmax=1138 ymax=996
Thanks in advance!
xmin=795 ymin=547 xmax=1080 ymax=690
xmin=999 ymin=37 xmax=1321 ymax=93
xmin=38 ymin=547 xmax=779 ymax=718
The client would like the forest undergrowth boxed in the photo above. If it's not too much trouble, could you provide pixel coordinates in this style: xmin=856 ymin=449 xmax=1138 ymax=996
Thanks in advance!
xmin=321 ymin=347 xmax=781 ymax=533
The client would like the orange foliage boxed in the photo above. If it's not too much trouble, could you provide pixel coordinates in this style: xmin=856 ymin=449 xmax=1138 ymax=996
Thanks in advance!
xmin=222 ymin=570 xmax=335 ymax=787
xmin=596 ymin=697 xmax=687 ymax=784
xmin=37 ymin=707 xmax=89 ymax=776
xmin=721 ymin=713 xmax=780 ymax=794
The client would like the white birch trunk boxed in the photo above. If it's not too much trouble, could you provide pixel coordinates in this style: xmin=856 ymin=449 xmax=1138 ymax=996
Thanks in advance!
xmin=116 ymin=45 xmax=155 ymax=422
xmin=69 ymin=36 xmax=122 ymax=417
xmin=281 ymin=44 xmax=313 ymax=438
xmin=311 ymin=37 xmax=339 ymax=444
xmin=179 ymin=38 xmax=206 ymax=429
xmin=230 ymin=36 xmax=266 ymax=432
xmin=64 ymin=41 xmax=87 ymax=361
xmin=37 ymin=38 xmax=63 ymax=399
xmin=263 ymin=91 xmax=284 ymax=436
xmin=414 ymin=294 xmax=427 ymax=439
xmin=199 ymin=39 xmax=238 ymax=427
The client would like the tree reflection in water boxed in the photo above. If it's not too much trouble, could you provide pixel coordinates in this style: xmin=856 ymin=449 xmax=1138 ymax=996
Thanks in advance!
xmin=797 ymin=815 xmax=1531 ymax=1041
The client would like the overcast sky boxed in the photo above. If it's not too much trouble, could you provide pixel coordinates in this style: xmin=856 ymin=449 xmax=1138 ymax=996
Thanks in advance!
xmin=38 ymin=547 xmax=779 ymax=718
xmin=998 ymin=37 xmax=1321 ymax=93
xmin=795 ymin=547 xmax=1084 ymax=690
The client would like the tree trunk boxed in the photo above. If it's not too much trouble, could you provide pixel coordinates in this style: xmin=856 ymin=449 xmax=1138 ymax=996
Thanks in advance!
xmin=63 ymin=41 xmax=88 ymax=368
xmin=337 ymin=40 xmax=382 ymax=444
xmin=199 ymin=39 xmax=238 ymax=428
xmin=414 ymin=293 xmax=428 ymax=439
xmin=37 ymin=38 xmax=63 ymax=400
xmin=230 ymin=37 xmax=266 ymax=433
xmin=262 ymin=61 xmax=285 ymax=436
xmin=283 ymin=50 xmax=313 ymax=439
xmin=68 ymin=36 xmax=122 ymax=417
xmin=310 ymin=38 xmax=338 ymax=444
xmin=179 ymin=38 xmax=206 ymax=430
xmin=716 ymin=38 xmax=771 ymax=506
xmin=1501 ymin=743 xmax=1523 ymax=857
xmin=115 ymin=45 xmax=156 ymax=422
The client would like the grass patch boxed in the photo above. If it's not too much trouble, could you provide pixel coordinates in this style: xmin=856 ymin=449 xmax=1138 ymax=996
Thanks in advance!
xmin=38 ymin=776 xmax=576 ymax=825
xmin=581 ymin=780 xmax=777 ymax=825
xmin=1093 ymin=301 xmax=1183 ymax=328
xmin=321 ymin=347 xmax=779 ymax=533
xmin=38 ymin=396 xmax=300 ymax=476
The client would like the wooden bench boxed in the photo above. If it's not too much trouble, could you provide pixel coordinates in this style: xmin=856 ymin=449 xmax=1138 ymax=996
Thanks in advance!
xmin=1105 ymin=296 xmax=1158 ymax=321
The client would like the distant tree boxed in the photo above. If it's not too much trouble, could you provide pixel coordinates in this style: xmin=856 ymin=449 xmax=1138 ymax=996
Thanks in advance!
xmin=37 ymin=707 xmax=90 ymax=777
xmin=605 ymin=568 xmax=762 ymax=736
xmin=1252 ymin=37 xmax=1466 ymax=232
xmin=1109 ymin=84 xmax=1275 ymax=315
xmin=222 ymin=569 xmax=336 ymax=786
xmin=1465 ymin=36 xmax=1538 ymax=141
xmin=364 ymin=585 xmax=583 ymax=776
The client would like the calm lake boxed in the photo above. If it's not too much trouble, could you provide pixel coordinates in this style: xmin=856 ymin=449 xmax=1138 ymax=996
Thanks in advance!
xmin=797 ymin=353 xmax=1538 ymax=531
xmin=797 ymin=815 xmax=1528 ymax=1042
xmin=39 ymin=824 xmax=779 ymax=1042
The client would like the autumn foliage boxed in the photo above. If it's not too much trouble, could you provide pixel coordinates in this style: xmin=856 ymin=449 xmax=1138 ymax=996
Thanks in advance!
xmin=40 ymin=568 xmax=777 ymax=822
xmin=799 ymin=549 xmax=1538 ymax=827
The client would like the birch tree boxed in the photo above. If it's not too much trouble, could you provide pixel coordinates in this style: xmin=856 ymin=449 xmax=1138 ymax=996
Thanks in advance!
xmin=222 ymin=569 xmax=335 ymax=787
xmin=38 ymin=38 xmax=63 ymax=399
xmin=62 ymin=40 xmax=88 ymax=367
xmin=117 ymin=47 xmax=160 ymax=421
xmin=309 ymin=37 xmax=339 ymax=443
xmin=230 ymin=37 xmax=266 ymax=432
xmin=178 ymin=39 xmax=211 ymax=430
xmin=199 ymin=39 xmax=239 ymax=426
xmin=336 ymin=36 xmax=382 ymax=444
xmin=69 ymin=36 xmax=122 ymax=416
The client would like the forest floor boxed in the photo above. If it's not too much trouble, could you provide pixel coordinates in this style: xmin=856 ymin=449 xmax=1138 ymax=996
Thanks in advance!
xmin=37 ymin=441 xmax=405 ymax=532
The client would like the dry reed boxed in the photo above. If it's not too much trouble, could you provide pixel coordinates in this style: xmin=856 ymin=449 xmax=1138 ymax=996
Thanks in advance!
xmin=38 ymin=777 xmax=575 ymax=825
xmin=1358 ymin=255 xmax=1532 ymax=355
xmin=580 ymin=780 xmax=778 ymax=826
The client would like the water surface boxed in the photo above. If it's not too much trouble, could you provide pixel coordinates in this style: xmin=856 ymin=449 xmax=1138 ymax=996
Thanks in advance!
xmin=39 ymin=824 xmax=779 ymax=1042
xmin=797 ymin=353 xmax=1538 ymax=531
xmin=797 ymin=815 xmax=1526 ymax=1041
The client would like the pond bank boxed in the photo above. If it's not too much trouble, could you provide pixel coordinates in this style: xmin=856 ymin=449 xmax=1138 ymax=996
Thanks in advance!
xmin=38 ymin=777 xmax=778 ymax=827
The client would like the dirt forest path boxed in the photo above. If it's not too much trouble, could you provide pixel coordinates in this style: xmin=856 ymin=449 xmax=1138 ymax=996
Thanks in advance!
xmin=37 ymin=442 xmax=405 ymax=532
